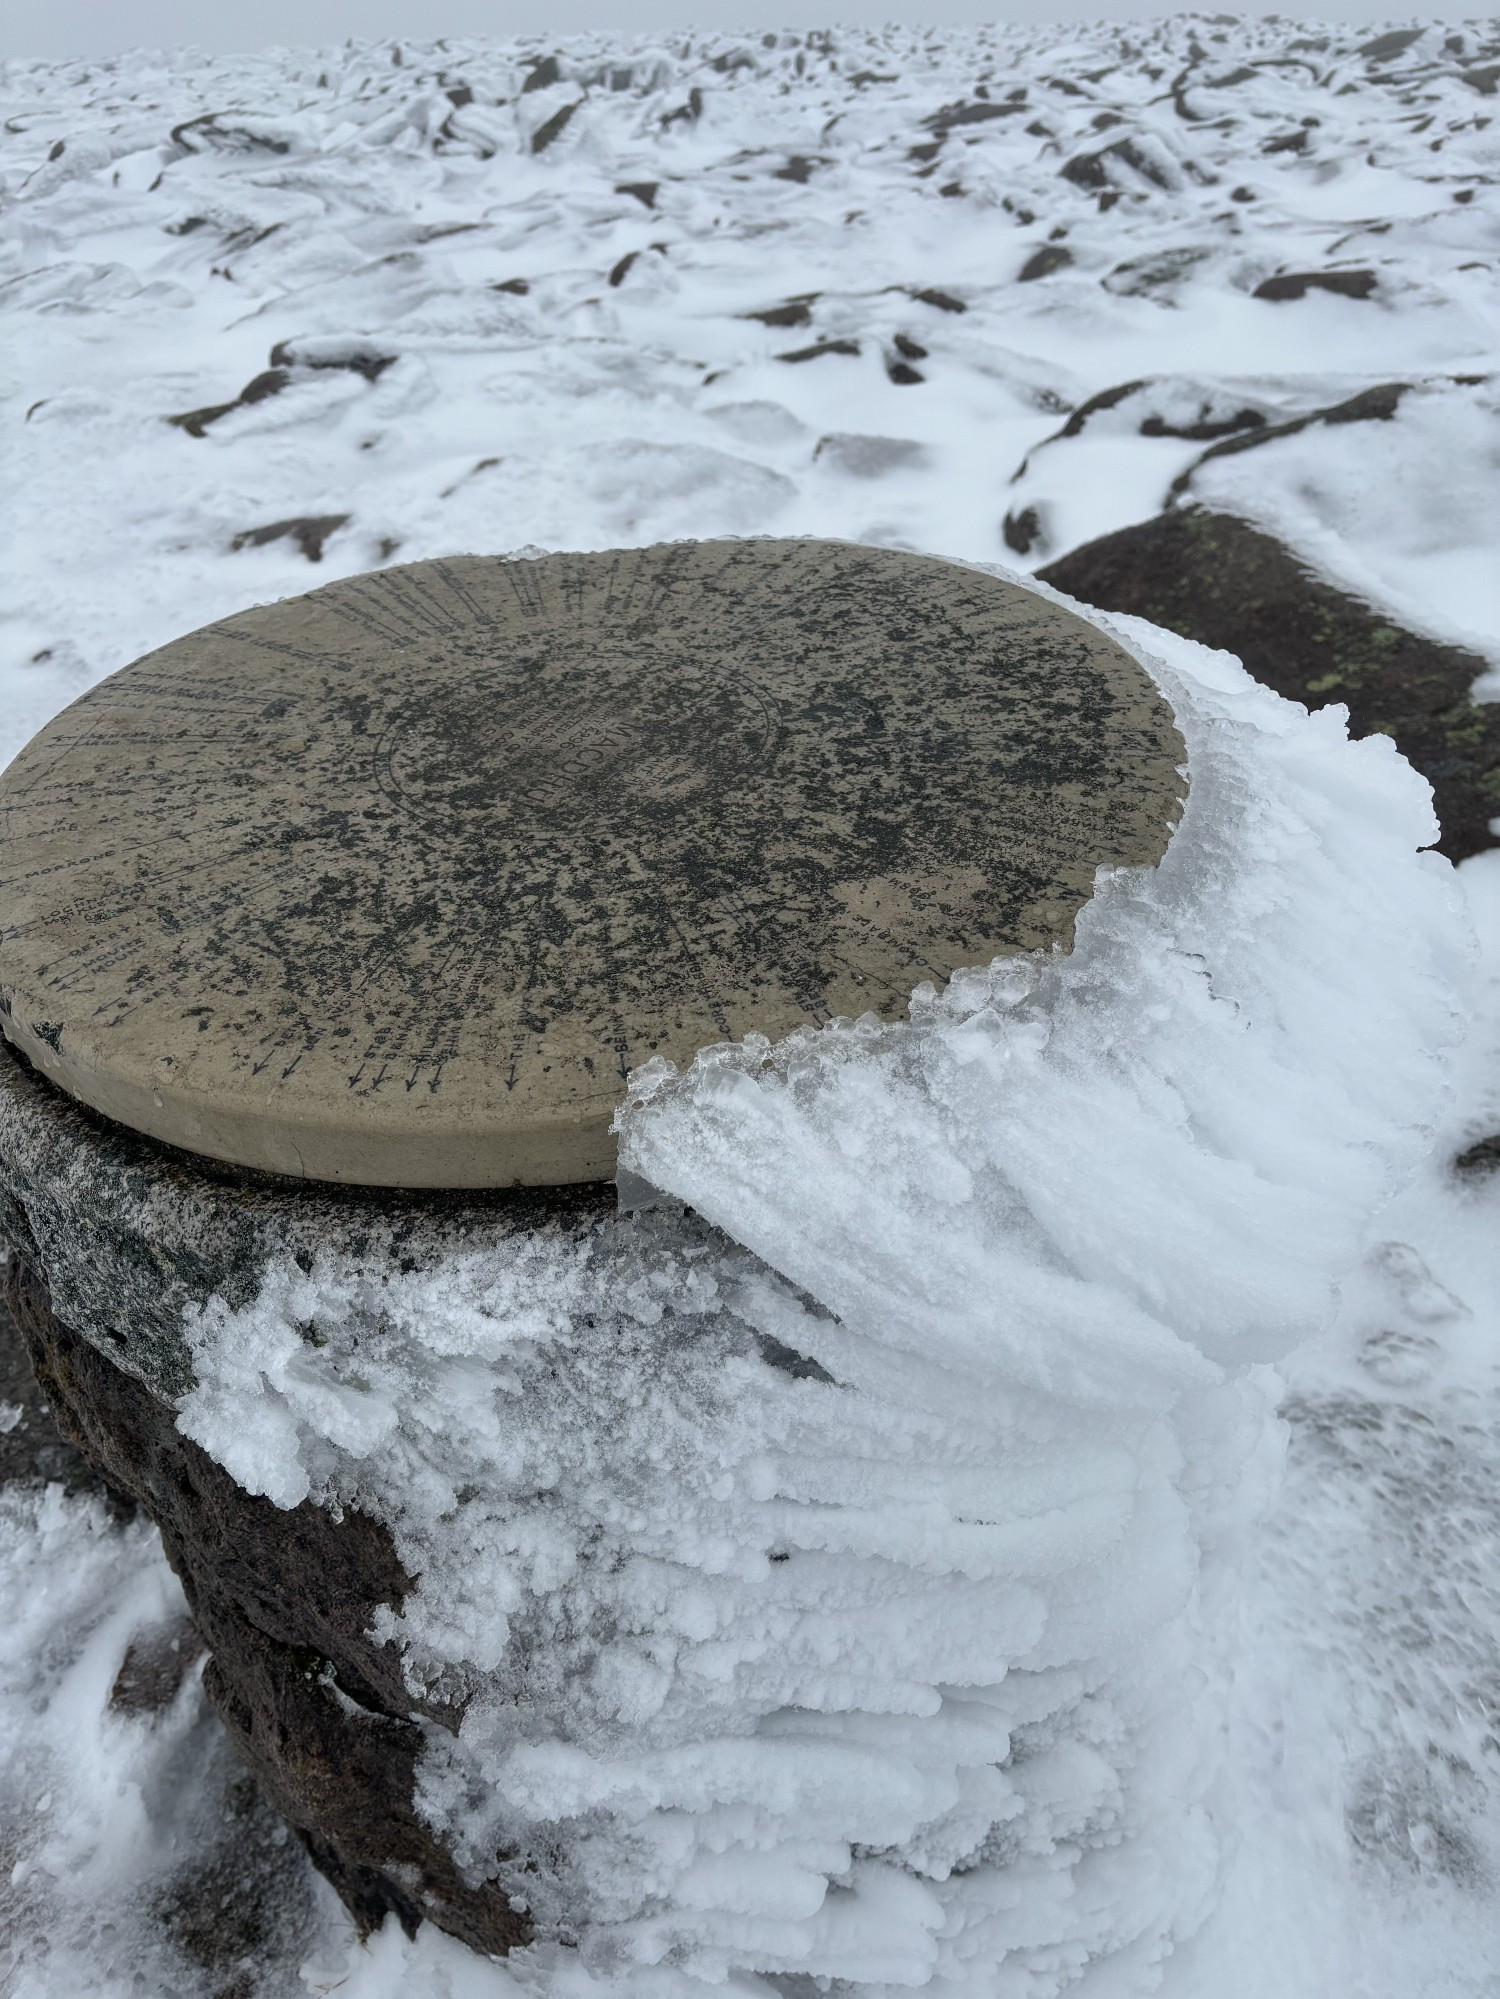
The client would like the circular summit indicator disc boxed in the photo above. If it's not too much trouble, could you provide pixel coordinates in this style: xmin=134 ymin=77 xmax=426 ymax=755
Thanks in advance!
xmin=0 ymin=541 xmax=1184 ymax=1187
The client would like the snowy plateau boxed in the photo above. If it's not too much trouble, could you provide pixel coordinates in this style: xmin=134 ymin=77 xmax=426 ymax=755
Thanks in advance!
xmin=1 ymin=15 xmax=1500 ymax=1999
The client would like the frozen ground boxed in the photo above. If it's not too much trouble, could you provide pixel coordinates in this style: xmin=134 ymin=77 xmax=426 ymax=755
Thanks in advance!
xmin=0 ymin=15 xmax=1498 ymax=1998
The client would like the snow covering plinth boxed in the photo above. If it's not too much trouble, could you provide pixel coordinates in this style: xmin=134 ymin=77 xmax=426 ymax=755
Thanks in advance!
xmin=156 ymin=587 xmax=1468 ymax=1995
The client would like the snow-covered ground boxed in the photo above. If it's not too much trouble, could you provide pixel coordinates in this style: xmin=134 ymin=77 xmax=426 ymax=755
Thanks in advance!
xmin=1 ymin=16 xmax=1498 ymax=1998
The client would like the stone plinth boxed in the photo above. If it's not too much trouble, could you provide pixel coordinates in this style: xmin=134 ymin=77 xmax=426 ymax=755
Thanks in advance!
xmin=0 ymin=541 xmax=1185 ymax=1954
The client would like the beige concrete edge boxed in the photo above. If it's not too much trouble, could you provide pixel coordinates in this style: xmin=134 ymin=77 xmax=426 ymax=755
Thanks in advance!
xmin=0 ymin=1018 xmax=618 ymax=1189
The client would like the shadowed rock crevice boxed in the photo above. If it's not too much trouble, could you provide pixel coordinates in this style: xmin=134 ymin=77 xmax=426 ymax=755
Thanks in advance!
xmin=1039 ymin=505 xmax=1500 ymax=862
xmin=0 ymin=1266 xmax=123 ymax=1502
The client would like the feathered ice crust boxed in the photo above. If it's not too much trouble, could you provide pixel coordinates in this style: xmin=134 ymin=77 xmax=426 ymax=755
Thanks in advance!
xmin=157 ymin=604 xmax=1468 ymax=1992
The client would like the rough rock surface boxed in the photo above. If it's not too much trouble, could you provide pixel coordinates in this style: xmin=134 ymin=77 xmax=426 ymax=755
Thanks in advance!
xmin=1039 ymin=505 xmax=1500 ymax=863
xmin=4 ymin=1256 xmax=531 ymax=1956
xmin=0 ymin=1266 xmax=119 ymax=1502
xmin=0 ymin=1036 xmax=613 ymax=1404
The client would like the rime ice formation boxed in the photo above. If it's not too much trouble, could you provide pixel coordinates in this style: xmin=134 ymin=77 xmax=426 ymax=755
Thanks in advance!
xmin=169 ymin=597 xmax=1466 ymax=1993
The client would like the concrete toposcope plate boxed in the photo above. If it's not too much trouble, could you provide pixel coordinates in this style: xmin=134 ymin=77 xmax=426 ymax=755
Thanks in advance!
xmin=0 ymin=540 xmax=1185 ymax=1187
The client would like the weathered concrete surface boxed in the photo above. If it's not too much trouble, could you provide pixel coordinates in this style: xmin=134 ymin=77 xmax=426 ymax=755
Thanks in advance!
xmin=0 ymin=540 xmax=1185 ymax=1187
xmin=1039 ymin=505 xmax=1500 ymax=863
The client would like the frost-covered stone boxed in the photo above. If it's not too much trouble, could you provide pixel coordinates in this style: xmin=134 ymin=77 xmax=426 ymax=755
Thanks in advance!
xmin=0 ymin=580 xmax=1469 ymax=1992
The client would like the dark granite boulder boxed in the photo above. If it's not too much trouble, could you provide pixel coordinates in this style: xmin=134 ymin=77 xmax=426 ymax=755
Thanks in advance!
xmin=1039 ymin=505 xmax=1500 ymax=863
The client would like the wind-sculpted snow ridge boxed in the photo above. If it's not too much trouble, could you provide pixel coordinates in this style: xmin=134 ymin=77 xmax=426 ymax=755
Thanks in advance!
xmin=170 ymin=602 xmax=1466 ymax=1995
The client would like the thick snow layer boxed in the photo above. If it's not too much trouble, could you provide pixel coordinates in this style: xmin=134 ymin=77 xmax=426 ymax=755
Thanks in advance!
xmin=1 ymin=15 xmax=1499 ymax=1999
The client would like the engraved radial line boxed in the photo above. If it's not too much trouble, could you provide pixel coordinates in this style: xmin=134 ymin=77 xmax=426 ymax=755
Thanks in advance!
xmin=431 ymin=557 xmax=488 ymax=624
xmin=503 ymin=561 xmax=545 ymax=620
xmin=209 ymin=627 xmax=333 ymax=667
xmin=318 ymin=595 xmax=418 ymax=650
xmin=368 ymin=570 xmax=462 ymax=637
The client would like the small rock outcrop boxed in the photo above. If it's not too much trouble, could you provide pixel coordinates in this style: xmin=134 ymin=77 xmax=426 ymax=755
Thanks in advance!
xmin=1040 ymin=505 xmax=1500 ymax=862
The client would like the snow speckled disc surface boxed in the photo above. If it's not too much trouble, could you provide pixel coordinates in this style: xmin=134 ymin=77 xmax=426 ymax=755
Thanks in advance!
xmin=0 ymin=541 xmax=1184 ymax=1187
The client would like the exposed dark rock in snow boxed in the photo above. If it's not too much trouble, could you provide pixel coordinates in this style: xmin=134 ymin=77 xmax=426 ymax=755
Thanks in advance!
xmin=1104 ymin=245 xmax=1212 ymax=296
xmin=1003 ymin=504 xmax=1046 ymax=555
xmin=776 ymin=337 xmax=859 ymax=361
xmin=168 ymin=339 xmax=396 ymax=436
xmin=1165 ymin=381 xmax=1411 ymax=500
xmin=1253 ymin=267 xmax=1379 ymax=301
xmin=923 ymin=97 xmax=1029 ymax=139
xmin=742 ymin=295 xmax=818 ymax=327
xmin=1452 ymin=1133 xmax=1500 ymax=1177
xmin=660 ymin=86 xmax=704 ymax=129
xmin=1048 ymin=379 xmax=1150 ymax=439
xmin=1140 ymin=403 xmax=1265 ymax=443
xmin=521 ymin=56 xmax=562 ymax=93
xmin=1040 ymin=506 xmax=1500 ymax=861
xmin=168 ymin=369 xmax=290 ymax=438
xmin=229 ymin=515 xmax=350 ymax=561
xmin=1061 ymin=134 xmax=1182 ymax=193
xmin=169 ymin=113 xmax=296 ymax=157
xmin=1018 ymin=243 xmax=1073 ymax=281
xmin=267 ymin=337 xmax=398 ymax=382
xmin=529 ymin=100 xmax=579 ymax=153
xmin=1357 ymin=29 xmax=1425 ymax=65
